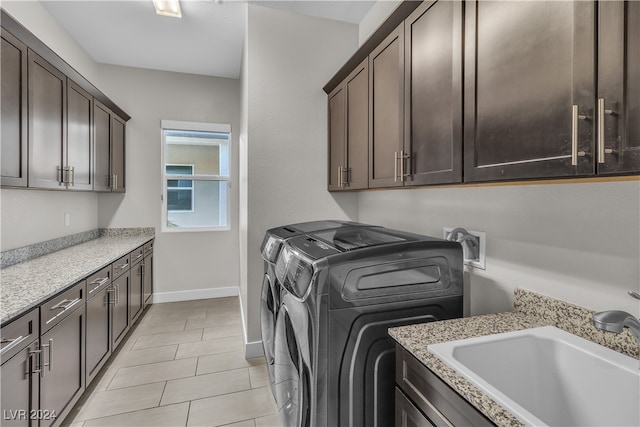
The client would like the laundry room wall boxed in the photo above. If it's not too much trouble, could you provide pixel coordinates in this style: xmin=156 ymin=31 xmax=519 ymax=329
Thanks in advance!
xmin=240 ymin=4 xmax=360 ymax=348
xmin=96 ymin=64 xmax=241 ymax=300
xmin=357 ymin=2 xmax=640 ymax=318
xmin=1 ymin=0 xmax=100 ymax=251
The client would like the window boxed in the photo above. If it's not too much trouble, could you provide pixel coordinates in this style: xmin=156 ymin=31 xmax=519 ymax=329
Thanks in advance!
xmin=166 ymin=165 xmax=194 ymax=212
xmin=161 ymin=120 xmax=231 ymax=231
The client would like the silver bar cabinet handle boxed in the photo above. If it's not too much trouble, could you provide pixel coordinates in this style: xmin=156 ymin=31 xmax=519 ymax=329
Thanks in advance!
xmin=597 ymin=98 xmax=615 ymax=163
xmin=0 ymin=335 xmax=27 ymax=356
xmin=571 ymin=105 xmax=587 ymax=166
xmin=394 ymin=152 xmax=398 ymax=182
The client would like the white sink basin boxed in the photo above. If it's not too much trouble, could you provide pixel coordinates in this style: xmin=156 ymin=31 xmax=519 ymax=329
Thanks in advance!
xmin=428 ymin=326 xmax=640 ymax=426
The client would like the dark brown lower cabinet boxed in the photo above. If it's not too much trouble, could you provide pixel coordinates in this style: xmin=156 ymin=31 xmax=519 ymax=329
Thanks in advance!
xmin=85 ymin=280 xmax=111 ymax=385
xmin=111 ymin=272 xmax=130 ymax=350
xmin=39 ymin=305 xmax=85 ymax=427
xmin=395 ymin=388 xmax=432 ymax=427
xmin=143 ymin=243 xmax=154 ymax=306
xmin=130 ymin=261 xmax=144 ymax=324
xmin=395 ymin=345 xmax=494 ymax=427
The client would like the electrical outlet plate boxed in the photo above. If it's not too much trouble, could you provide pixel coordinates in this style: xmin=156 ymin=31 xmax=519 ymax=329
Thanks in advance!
xmin=443 ymin=227 xmax=486 ymax=270
xmin=64 ymin=213 xmax=70 ymax=226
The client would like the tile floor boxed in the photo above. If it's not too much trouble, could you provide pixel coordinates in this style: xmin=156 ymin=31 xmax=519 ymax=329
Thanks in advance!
xmin=64 ymin=297 xmax=280 ymax=427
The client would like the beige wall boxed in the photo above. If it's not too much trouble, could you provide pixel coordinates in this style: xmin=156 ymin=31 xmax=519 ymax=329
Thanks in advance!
xmin=240 ymin=5 xmax=360 ymax=344
xmin=96 ymin=64 xmax=241 ymax=296
xmin=166 ymin=145 xmax=220 ymax=175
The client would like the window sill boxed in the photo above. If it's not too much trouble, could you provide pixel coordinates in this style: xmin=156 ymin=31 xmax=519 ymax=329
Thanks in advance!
xmin=161 ymin=226 xmax=231 ymax=233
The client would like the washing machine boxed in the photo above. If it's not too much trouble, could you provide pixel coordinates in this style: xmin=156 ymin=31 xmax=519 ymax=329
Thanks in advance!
xmin=272 ymin=226 xmax=463 ymax=427
xmin=260 ymin=220 xmax=367 ymax=396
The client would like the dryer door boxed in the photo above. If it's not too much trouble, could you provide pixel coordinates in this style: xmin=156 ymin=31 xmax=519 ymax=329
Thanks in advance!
xmin=260 ymin=273 xmax=278 ymax=393
xmin=273 ymin=302 xmax=311 ymax=427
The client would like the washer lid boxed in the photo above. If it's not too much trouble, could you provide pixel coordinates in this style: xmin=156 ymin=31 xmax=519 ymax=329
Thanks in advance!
xmin=312 ymin=227 xmax=414 ymax=252
xmin=261 ymin=220 xmax=363 ymax=263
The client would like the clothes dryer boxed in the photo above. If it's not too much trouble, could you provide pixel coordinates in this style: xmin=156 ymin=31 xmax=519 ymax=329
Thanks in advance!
xmin=260 ymin=220 xmax=365 ymax=396
xmin=272 ymin=226 xmax=463 ymax=427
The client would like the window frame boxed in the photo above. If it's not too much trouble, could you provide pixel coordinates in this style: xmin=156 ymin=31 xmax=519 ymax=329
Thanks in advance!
xmin=160 ymin=120 xmax=231 ymax=233
xmin=166 ymin=163 xmax=195 ymax=213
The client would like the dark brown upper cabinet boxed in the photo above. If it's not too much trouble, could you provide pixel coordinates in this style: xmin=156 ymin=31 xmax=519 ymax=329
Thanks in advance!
xmin=111 ymin=115 xmax=126 ymax=192
xmin=328 ymin=84 xmax=346 ymax=191
xmin=403 ymin=0 xmax=463 ymax=186
xmin=328 ymin=59 xmax=369 ymax=191
xmin=28 ymin=50 xmax=68 ymax=190
xmin=94 ymin=100 xmax=126 ymax=193
xmin=597 ymin=1 xmax=640 ymax=174
xmin=1 ymin=28 xmax=28 ymax=188
xmin=67 ymin=80 xmax=93 ymax=191
xmin=464 ymin=1 xmax=596 ymax=182
xmin=369 ymin=23 xmax=405 ymax=188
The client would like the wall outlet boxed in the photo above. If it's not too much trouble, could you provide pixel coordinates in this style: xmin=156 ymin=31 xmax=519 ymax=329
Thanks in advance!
xmin=64 ymin=213 xmax=70 ymax=226
xmin=443 ymin=227 xmax=486 ymax=270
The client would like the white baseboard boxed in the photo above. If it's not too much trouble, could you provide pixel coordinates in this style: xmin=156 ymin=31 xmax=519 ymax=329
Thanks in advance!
xmin=238 ymin=289 xmax=265 ymax=359
xmin=245 ymin=340 xmax=264 ymax=359
xmin=152 ymin=286 xmax=239 ymax=304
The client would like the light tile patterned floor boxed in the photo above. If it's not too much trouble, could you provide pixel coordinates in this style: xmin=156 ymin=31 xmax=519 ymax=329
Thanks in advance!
xmin=64 ymin=297 xmax=280 ymax=427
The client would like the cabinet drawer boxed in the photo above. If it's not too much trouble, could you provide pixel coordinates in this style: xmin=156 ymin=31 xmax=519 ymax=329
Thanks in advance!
xmin=112 ymin=253 xmax=130 ymax=278
xmin=396 ymin=387 xmax=434 ymax=427
xmin=143 ymin=240 xmax=154 ymax=256
xmin=86 ymin=265 xmax=112 ymax=298
xmin=0 ymin=308 xmax=39 ymax=364
xmin=396 ymin=345 xmax=493 ymax=427
xmin=40 ymin=281 xmax=85 ymax=334
xmin=130 ymin=246 xmax=144 ymax=266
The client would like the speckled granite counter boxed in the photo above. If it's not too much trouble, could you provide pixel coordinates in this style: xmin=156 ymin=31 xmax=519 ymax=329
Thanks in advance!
xmin=389 ymin=288 xmax=639 ymax=427
xmin=0 ymin=232 xmax=154 ymax=325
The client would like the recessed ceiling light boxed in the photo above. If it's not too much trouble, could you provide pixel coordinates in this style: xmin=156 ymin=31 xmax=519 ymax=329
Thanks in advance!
xmin=153 ymin=0 xmax=182 ymax=18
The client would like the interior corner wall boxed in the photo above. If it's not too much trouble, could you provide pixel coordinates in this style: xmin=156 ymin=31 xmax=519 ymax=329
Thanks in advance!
xmin=95 ymin=64 xmax=241 ymax=297
xmin=0 ymin=0 xmax=100 ymax=251
xmin=243 ymin=5 xmax=360 ymax=342
xmin=239 ymin=2 xmax=250 ymax=333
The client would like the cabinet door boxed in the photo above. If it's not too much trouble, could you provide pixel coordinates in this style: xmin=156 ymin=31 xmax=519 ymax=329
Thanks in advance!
xmin=40 ymin=305 xmax=85 ymax=427
xmin=1 ymin=28 xmax=28 ymax=188
xmin=66 ymin=81 xmax=93 ymax=190
xmin=111 ymin=115 xmax=126 ymax=193
xmin=328 ymin=83 xmax=346 ymax=191
xmin=86 ymin=286 xmax=111 ymax=385
xmin=28 ymin=50 xmax=67 ymax=190
xmin=130 ymin=262 xmax=143 ymax=324
xmin=93 ymin=100 xmax=111 ymax=192
xmin=404 ymin=0 xmax=462 ymax=186
xmin=143 ymin=251 xmax=153 ymax=306
xmin=369 ymin=23 xmax=405 ymax=188
xmin=111 ymin=272 xmax=130 ymax=349
xmin=345 ymin=59 xmax=369 ymax=190
xmin=597 ymin=1 xmax=640 ymax=174
xmin=464 ymin=1 xmax=595 ymax=182
xmin=0 ymin=341 xmax=39 ymax=427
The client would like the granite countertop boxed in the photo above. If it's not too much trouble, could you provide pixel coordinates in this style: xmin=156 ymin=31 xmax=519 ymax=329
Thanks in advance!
xmin=390 ymin=312 xmax=547 ymax=427
xmin=1 ymin=233 xmax=154 ymax=325
xmin=389 ymin=288 xmax=640 ymax=427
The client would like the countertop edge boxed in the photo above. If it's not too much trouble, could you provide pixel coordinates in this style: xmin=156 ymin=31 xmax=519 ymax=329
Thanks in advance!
xmin=1 ymin=234 xmax=155 ymax=325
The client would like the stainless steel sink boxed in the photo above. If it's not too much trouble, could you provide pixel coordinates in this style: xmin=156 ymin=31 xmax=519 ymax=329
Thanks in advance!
xmin=428 ymin=326 xmax=640 ymax=426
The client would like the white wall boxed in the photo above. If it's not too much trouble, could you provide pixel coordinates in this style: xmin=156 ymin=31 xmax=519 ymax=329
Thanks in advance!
xmin=95 ymin=64 xmax=241 ymax=296
xmin=358 ymin=0 xmax=400 ymax=44
xmin=241 ymin=5 xmax=360 ymax=342
xmin=1 ymin=189 xmax=98 ymax=250
xmin=0 ymin=1 xmax=101 ymax=251
xmin=357 ymin=1 xmax=640 ymax=317
xmin=358 ymin=182 xmax=640 ymax=317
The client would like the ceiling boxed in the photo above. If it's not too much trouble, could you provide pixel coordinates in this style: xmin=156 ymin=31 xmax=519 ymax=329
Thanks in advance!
xmin=40 ymin=1 xmax=375 ymax=79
